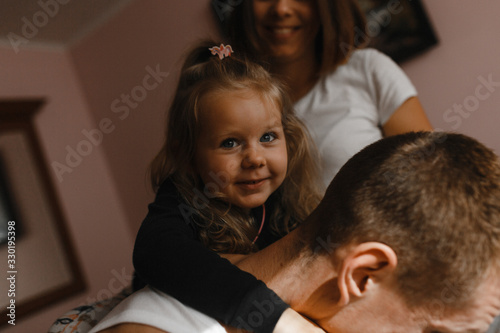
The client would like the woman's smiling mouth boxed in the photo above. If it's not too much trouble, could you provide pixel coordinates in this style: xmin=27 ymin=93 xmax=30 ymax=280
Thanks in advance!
xmin=266 ymin=26 xmax=300 ymax=39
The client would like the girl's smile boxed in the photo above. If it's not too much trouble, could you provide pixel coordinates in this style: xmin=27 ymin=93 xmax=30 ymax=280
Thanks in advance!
xmin=194 ymin=89 xmax=288 ymax=210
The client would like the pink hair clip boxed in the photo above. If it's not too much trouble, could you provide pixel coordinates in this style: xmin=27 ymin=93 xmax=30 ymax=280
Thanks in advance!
xmin=209 ymin=43 xmax=234 ymax=60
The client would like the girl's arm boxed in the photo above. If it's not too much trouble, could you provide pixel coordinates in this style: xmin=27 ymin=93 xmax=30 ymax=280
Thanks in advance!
xmin=133 ymin=180 xmax=288 ymax=333
xmin=363 ymin=49 xmax=432 ymax=137
xmin=382 ymin=96 xmax=433 ymax=137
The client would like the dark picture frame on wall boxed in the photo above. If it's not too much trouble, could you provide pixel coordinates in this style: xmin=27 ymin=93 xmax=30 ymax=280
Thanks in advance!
xmin=356 ymin=0 xmax=438 ymax=63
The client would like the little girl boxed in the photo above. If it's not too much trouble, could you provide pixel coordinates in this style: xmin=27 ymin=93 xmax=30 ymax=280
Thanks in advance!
xmin=132 ymin=40 xmax=323 ymax=332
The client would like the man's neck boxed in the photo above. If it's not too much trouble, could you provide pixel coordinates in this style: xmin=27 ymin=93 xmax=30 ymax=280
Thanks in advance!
xmin=235 ymin=228 xmax=339 ymax=315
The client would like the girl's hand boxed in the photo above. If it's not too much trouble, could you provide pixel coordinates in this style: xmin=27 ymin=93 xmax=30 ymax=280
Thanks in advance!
xmin=273 ymin=308 xmax=326 ymax=333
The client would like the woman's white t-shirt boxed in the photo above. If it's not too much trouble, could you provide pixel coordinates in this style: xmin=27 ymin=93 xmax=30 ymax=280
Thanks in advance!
xmin=294 ymin=48 xmax=417 ymax=186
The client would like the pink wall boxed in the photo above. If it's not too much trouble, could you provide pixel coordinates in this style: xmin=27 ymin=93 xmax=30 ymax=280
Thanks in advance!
xmin=1 ymin=1 xmax=219 ymax=330
xmin=70 ymin=0 xmax=220 ymax=235
xmin=402 ymin=0 xmax=500 ymax=154
xmin=0 ymin=48 xmax=133 ymax=332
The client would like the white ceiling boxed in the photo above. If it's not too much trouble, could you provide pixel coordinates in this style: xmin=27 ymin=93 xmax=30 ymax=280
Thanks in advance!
xmin=0 ymin=0 xmax=134 ymax=50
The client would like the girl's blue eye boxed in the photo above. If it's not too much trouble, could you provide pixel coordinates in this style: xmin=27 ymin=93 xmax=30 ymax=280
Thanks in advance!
xmin=260 ymin=132 xmax=276 ymax=143
xmin=221 ymin=139 xmax=237 ymax=148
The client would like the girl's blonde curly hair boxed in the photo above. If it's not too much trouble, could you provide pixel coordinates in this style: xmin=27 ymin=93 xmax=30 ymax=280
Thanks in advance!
xmin=150 ymin=40 xmax=323 ymax=254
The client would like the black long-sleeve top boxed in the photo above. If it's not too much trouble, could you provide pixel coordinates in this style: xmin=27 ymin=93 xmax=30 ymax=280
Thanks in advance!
xmin=133 ymin=179 xmax=289 ymax=332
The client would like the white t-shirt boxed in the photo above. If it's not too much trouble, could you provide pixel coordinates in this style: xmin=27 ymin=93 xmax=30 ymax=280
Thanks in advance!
xmin=294 ymin=48 xmax=417 ymax=186
xmin=89 ymin=286 xmax=226 ymax=333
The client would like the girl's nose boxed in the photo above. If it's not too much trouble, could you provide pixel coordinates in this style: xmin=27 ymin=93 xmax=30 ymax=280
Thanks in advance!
xmin=242 ymin=147 xmax=266 ymax=169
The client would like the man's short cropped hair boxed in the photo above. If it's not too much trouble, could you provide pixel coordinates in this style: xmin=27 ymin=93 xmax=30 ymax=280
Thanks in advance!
xmin=305 ymin=131 xmax=500 ymax=309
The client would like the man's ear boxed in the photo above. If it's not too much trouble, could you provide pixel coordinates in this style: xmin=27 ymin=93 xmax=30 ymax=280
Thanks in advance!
xmin=337 ymin=242 xmax=397 ymax=306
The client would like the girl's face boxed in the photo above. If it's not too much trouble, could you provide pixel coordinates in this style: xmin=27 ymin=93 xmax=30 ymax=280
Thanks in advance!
xmin=253 ymin=0 xmax=320 ymax=63
xmin=194 ymin=89 xmax=288 ymax=210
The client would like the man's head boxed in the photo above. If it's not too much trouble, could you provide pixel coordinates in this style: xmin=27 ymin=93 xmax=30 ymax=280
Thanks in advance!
xmin=298 ymin=131 xmax=500 ymax=332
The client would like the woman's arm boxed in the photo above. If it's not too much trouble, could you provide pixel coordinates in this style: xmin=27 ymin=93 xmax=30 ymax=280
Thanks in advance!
xmin=382 ymin=97 xmax=433 ymax=137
